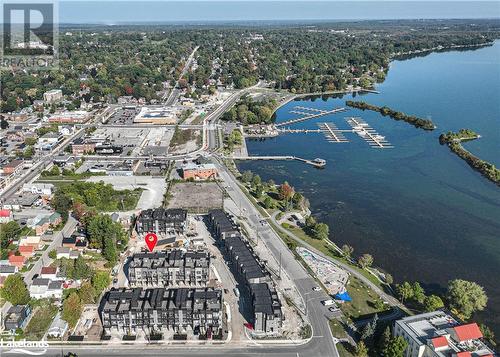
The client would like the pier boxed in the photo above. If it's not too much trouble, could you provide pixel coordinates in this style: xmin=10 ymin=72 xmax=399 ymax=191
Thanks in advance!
xmin=231 ymin=155 xmax=326 ymax=168
xmin=318 ymin=123 xmax=350 ymax=143
xmin=346 ymin=117 xmax=393 ymax=148
xmin=275 ymin=107 xmax=347 ymax=128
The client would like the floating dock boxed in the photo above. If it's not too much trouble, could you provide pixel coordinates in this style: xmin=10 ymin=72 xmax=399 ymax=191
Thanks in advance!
xmin=275 ymin=106 xmax=347 ymax=128
xmin=318 ymin=123 xmax=350 ymax=143
xmin=346 ymin=117 xmax=393 ymax=149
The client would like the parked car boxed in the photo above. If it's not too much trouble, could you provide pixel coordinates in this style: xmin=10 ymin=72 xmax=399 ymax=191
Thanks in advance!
xmin=312 ymin=286 xmax=321 ymax=291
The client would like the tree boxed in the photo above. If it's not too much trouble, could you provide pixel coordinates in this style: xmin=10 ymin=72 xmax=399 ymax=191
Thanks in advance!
xmin=342 ymin=244 xmax=354 ymax=258
xmin=358 ymin=254 xmax=374 ymax=269
xmin=1 ymin=274 xmax=30 ymax=305
xmin=52 ymin=190 xmax=72 ymax=222
xmin=103 ymin=236 xmax=118 ymax=264
xmin=91 ymin=270 xmax=111 ymax=296
xmin=254 ymin=185 xmax=264 ymax=198
xmin=73 ymin=256 xmax=92 ymax=280
xmin=396 ymin=282 xmax=414 ymax=303
xmin=479 ymin=324 xmax=496 ymax=347
xmin=48 ymin=249 xmax=57 ymax=259
xmin=423 ymin=295 xmax=444 ymax=312
xmin=385 ymin=273 xmax=394 ymax=285
xmin=447 ymin=279 xmax=488 ymax=319
xmin=263 ymin=196 xmax=274 ymax=209
xmin=305 ymin=215 xmax=316 ymax=229
xmin=78 ymin=282 xmax=96 ymax=304
xmin=251 ymin=174 xmax=262 ymax=188
xmin=0 ymin=221 xmax=21 ymax=250
xmin=278 ymin=182 xmax=294 ymax=210
xmin=412 ymin=282 xmax=426 ymax=304
xmin=62 ymin=292 xmax=82 ymax=328
xmin=313 ymin=222 xmax=329 ymax=240
xmin=355 ymin=341 xmax=369 ymax=357
xmin=241 ymin=170 xmax=253 ymax=183
xmin=383 ymin=336 xmax=408 ymax=357
xmin=379 ymin=326 xmax=392 ymax=351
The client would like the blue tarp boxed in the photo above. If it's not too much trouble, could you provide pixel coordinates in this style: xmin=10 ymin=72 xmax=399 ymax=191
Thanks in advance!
xmin=335 ymin=291 xmax=352 ymax=302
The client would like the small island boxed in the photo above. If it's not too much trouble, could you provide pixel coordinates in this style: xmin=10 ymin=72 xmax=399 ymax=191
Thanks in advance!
xmin=345 ymin=100 xmax=436 ymax=130
xmin=439 ymin=129 xmax=500 ymax=186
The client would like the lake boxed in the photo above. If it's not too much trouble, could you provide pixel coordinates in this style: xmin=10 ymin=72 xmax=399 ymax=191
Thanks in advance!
xmin=237 ymin=41 xmax=500 ymax=333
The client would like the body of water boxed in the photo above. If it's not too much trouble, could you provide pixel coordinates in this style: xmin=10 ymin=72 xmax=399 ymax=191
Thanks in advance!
xmin=237 ymin=41 xmax=500 ymax=333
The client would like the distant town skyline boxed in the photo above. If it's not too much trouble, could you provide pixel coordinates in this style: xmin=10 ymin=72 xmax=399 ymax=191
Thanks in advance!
xmin=55 ymin=1 xmax=500 ymax=24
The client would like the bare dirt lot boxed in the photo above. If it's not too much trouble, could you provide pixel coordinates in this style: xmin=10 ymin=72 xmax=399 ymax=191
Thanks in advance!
xmin=166 ymin=182 xmax=223 ymax=212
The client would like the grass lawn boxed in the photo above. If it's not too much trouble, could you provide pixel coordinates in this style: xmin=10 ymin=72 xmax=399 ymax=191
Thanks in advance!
xmin=329 ymin=319 xmax=348 ymax=339
xmin=340 ymin=276 xmax=390 ymax=319
xmin=24 ymin=304 xmax=58 ymax=340
xmin=337 ymin=341 xmax=356 ymax=357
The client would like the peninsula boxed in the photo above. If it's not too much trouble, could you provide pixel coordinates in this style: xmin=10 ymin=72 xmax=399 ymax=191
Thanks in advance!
xmin=345 ymin=100 xmax=436 ymax=130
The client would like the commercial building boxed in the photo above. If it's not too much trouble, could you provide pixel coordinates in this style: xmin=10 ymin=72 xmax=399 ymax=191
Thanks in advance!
xmin=48 ymin=111 xmax=90 ymax=124
xmin=43 ymin=89 xmax=63 ymax=104
xmin=133 ymin=106 xmax=177 ymax=125
xmin=207 ymin=209 xmax=283 ymax=333
xmin=22 ymin=183 xmax=54 ymax=196
xmin=128 ymin=250 xmax=210 ymax=287
xmin=394 ymin=311 xmax=495 ymax=357
xmin=100 ymin=287 xmax=223 ymax=337
xmin=1 ymin=159 xmax=24 ymax=175
xmin=72 ymin=138 xmax=96 ymax=155
xmin=136 ymin=208 xmax=187 ymax=235
xmin=181 ymin=163 xmax=218 ymax=180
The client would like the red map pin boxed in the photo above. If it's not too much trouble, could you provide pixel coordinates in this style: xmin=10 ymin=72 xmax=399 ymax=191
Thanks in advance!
xmin=145 ymin=233 xmax=158 ymax=252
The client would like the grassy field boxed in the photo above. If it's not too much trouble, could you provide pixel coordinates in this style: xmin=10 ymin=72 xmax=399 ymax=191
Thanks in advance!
xmin=24 ymin=304 xmax=58 ymax=340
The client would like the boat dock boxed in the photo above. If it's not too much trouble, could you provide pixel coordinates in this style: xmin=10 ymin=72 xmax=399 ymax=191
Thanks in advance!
xmin=346 ymin=117 xmax=393 ymax=149
xmin=231 ymin=155 xmax=326 ymax=168
xmin=318 ymin=123 xmax=350 ymax=143
xmin=275 ymin=106 xmax=347 ymax=128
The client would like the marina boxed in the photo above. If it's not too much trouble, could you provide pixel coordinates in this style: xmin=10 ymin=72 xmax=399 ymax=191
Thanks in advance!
xmin=275 ymin=106 xmax=347 ymax=127
xmin=346 ymin=117 xmax=393 ymax=149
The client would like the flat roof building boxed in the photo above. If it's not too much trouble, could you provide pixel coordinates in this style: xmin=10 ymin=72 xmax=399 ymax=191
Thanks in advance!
xmin=136 ymin=208 xmax=188 ymax=235
xmin=394 ymin=311 xmax=495 ymax=357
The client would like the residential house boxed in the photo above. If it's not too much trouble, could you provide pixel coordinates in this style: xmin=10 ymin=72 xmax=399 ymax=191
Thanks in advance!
xmin=47 ymin=312 xmax=68 ymax=338
xmin=18 ymin=245 xmax=35 ymax=258
xmin=8 ymin=255 xmax=26 ymax=268
xmin=0 ymin=264 xmax=18 ymax=277
xmin=0 ymin=209 xmax=12 ymax=223
xmin=30 ymin=278 xmax=63 ymax=299
xmin=18 ymin=236 xmax=43 ymax=249
xmin=4 ymin=305 xmax=32 ymax=331
xmin=40 ymin=266 xmax=59 ymax=280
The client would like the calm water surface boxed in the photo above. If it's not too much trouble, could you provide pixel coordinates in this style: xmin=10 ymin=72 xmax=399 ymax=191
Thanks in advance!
xmin=237 ymin=41 xmax=500 ymax=332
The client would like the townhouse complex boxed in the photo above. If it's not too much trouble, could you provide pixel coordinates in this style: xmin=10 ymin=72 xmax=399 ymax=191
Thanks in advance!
xmin=100 ymin=287 xmax=223 ymax=337
xmin=394 ymin=311 xmax=495 ymax=357
xmin=128 ymin=250 xmax=210 ymax=287
xmin=136 ymin=208 xmax=188 ymax=235
xmin=207 ymin=209 xmax=283 ymax=334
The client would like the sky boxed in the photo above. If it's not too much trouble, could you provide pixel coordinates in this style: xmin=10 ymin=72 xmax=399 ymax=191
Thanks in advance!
xmin=53 ymin=1 xmax=500 ymax=23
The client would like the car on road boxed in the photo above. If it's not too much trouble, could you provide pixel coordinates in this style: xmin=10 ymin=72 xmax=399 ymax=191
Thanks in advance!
xmin=329 ymin=306 xmax=340 ymax=312
xmin=113 ymin=278 xmax=118 ymax=284
xmin=234 ymin=288 xmax=240 ymax=298
xmin=312 ymin=286 xmax=321 ymax=291
xmin=321 ymin=299 xmax=335 ymax=306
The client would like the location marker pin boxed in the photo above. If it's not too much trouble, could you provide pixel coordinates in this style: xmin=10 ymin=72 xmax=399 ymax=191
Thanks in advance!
xmin=145 ymin=233 xmax=158 ymax=252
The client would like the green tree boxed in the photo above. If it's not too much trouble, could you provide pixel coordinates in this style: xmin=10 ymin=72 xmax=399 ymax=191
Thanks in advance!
xmin=358 ymin=254 xmax=374 ymax=269
xmin=103 ymin=236 xmax=118 ymax=264
xmin=396 ymin=282 xmax=414 ymax=303
xmin=412 ymin=282 xmax=426 ymax=304
xmin=423 ymin=295 xmax=444 ymax=312
xmin=0 ymin=274 xmax=30 ymax=305
xmin=0 ymin=221 xmax=21 ymax=250
xmin=479 ymin=324 xmax=496 ymax=347
xmin=241 ymin=170 xmax=253 ymax=183
xmin=62 ymin=292 xmax=82 ymax=328
xmin=52 ymin=190 xmax=72 ymax=222
xmin=355 ymin=341 xmax=369 ymax=357
xmin=313 ymin=222 xmax=329 ymax=240
xmin=251 ymin=174 xmax=262 ymax=188
xmin=342 ymin=244 xmax=354 ymax=258
xmin=254 ymin=185 xmax=264 ymax=198
xmin=385 ymin=273 xmax=394 ymax=285
xmin=73 ymin=256 xmax=92 ymax=280
xmin=91 ymin=270 xmax=111 ymax=296
xmin=48 ymin=249 xmax=57 ymax=259
xmin=383 ymin=336 xmax=408 ymax=357
xmin=263 ymin=196 xmax=274 ymax=209
xmin=78 ymin=282 xmax=96 ymax=304
xmin=447 ymin=279 xmax=488 ymax=319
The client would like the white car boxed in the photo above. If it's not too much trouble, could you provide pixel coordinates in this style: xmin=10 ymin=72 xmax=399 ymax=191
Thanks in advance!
xmin=329 ymin=306 xmax=339 ymax=312
xmin=312 ymin=287 xmax=321 ymax=291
